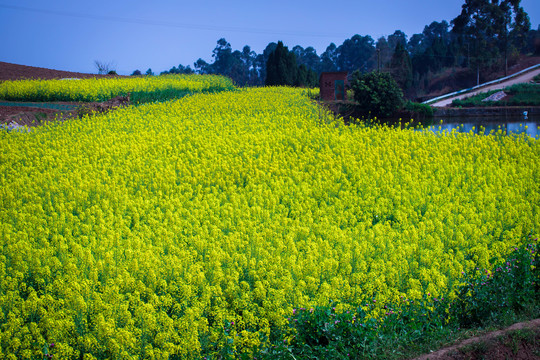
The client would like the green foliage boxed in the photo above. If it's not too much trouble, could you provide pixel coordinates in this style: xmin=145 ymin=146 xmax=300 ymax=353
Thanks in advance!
xmin=452 ymin=83 xmax=540 ymax=107
xmin=107 ymin=70 xmax=117 ymax=75
xmin=452 ymin=242 xmax=540 ymax=328
xmin=336 ymin=34 xmax=376 ymax=73
xmin=403 ymin=100 xmax=434 ymax=117
xmin=295 ymin=64 xmax=318 ymax=87
xmin=160 ymin=64 xmax=195 ymax=76
xmin=265 ymin=41 xmax=318 ymax=87
xmin=451 ymin=0 xmax=531 ymax=68
xmin=261 ymin=240 xmax=540 ymax=359
xmin=389 ymin=42 xmax=412 ymax=90
xmin=129 ymin=87 xmax=233 ymax=104
xmin=265 ymin=41 xmax=298 ymax=86
xmin=350 ymin=71 xmax=404 ymax=117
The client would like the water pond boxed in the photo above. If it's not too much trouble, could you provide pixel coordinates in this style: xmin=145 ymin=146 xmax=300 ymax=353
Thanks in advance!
xmin=421 ymin=113 xmax=540 ymax=139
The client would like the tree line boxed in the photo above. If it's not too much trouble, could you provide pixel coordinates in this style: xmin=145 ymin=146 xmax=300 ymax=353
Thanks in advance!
xmin=135 ymin=0 xmax=538 ymax=99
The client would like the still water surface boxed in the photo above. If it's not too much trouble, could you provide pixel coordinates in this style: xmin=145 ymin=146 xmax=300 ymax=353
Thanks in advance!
xmin=422 ymin=113 xmax=540 ymax=138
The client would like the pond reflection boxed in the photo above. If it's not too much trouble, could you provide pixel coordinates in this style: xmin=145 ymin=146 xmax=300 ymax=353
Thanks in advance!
xmin=421 ymin=114 xmax=540 ymax=138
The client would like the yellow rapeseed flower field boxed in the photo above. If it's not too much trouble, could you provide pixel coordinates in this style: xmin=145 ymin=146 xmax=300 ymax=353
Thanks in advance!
xmin=0 ymin=74 xmax=235 ymax=102
xmin=0 ymin=85 xmax=538 ymax=359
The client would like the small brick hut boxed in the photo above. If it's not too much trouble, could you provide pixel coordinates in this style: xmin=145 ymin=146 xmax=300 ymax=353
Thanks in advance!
xmin=319 ymin=72 xmax=348 ymax=101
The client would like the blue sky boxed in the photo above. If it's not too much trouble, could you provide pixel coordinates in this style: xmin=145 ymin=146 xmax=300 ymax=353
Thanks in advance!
xmin=1 ymin=0 xmax=538 ymax=75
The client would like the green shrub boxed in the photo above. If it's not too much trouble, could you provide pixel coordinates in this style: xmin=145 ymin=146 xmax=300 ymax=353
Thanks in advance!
xmin=350 ymin=71 xmax=404 ymax=117
xmin=403 ymin=101 xmax=434 ymax=117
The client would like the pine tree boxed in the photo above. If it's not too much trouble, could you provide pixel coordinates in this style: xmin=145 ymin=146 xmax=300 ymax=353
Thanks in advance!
xmin=265 ymin=41 xmax=297 ymax=86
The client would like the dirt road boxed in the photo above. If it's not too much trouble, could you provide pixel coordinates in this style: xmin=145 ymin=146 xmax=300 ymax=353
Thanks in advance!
xmin=429 ymin=67 xmax=540 ymax=107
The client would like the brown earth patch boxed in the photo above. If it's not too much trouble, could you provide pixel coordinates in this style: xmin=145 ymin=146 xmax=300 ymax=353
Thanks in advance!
xmin=0 ymin=62 xmax=130 ymax=127
xmin=0 ymin=106 xmax=75 ymax=127
xmin=414 ymin=319 xmax=540 ymax=360
xmin=0 ymin=61 xmax=121 ymax=81
xmin=0 ymin=96 xmax=130 ymax=128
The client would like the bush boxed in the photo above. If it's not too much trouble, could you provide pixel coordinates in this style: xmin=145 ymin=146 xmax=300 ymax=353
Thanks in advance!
xmin=403 ymin=101 xmax=434 ymax=118
xmin=350 ymin=71 xmax=404 ymax=117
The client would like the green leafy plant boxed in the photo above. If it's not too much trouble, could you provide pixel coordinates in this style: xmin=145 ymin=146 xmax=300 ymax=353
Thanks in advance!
xmin=451 ymin=242 xmax=539 ymax=327
xmin=452 ymin=83 xmax=540 ymax=107
xmin=403 ymin=100 xmax=434 ymax=117
xmin=261 ymin=239 xmax=539 ymax=359
xmin=350 ymin=71 xmax=404 ymax=117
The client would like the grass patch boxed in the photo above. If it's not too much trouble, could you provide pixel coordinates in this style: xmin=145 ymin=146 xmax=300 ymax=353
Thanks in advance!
xmin=452 ymin=83 xmax=540 ymax=107
xmin=129 ymin=87 xmax=235 ymax=104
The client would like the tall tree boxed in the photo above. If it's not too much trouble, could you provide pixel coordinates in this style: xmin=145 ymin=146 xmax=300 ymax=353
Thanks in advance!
xmin=241 ymin=45 xmax=259 ymax=86
xmin=265 ymin=41 xmax=297 ymax=86
xmin=211 ymin=38 xmax=234 ymax=75
xmin=194 ymin=58 xmax=210 ymax=74
xmin=375 ymin=37 xmax=392 ymax=70
xmin=254 ymin=42 xmax=278 ymax=85
xmin=320 ymin=43 xmax=339 ymax=72
xmin=293 ymin=46 xmax=321 ymax=73
xmin=452 ymin=0 xmax=530 ymax=81
xmin=387 ymin=30 xmax=408 ymax=52
xmin=389 ymin=42 xmax=413 ymax=91
xmin=336 ymin=34 xmax=376 ymax=73
xmin=407 ymin=33 xmax=426 ymax=56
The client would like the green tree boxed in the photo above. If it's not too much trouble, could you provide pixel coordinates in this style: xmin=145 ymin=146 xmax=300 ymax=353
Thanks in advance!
xmin=194 ymin=58 xmax=210 ymax=74
xmin=452 ymin=0 xmax=530 ymax=81
xmin=320 ymin=43 xmax=339 ymax=72
xmin=265 ymin=41 xmax=297 ymax=86
xmin=336 ymin=34 xmax=376 ymax=73
xmin=387 ymin=30 xmax=408 ymax=52
xmin=375 ymin=37 xmax=392 ymax=71
xmin=294 ymin=64 xmax=318 ymax=87
xmin=350 ymin=71 xmax=404 ymax=117
xmin=211 ymin=38 xmax=235 ymax=75
xmin=292 ymin=46 xmax=321 ymax=74
xmin=389 ymin=42 xmax=413 ymax=91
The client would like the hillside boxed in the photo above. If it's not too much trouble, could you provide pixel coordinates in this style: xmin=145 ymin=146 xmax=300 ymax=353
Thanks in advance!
xmin=0 ymin=61 xmax=117 ymax=81
xmin=418 ymin=55 xmax=540 ymax=101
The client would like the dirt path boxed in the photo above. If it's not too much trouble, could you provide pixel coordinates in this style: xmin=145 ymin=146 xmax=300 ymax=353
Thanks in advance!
xmin=413 ymin=319 xmax=540 ymax=360
xmin=430 ymin=67 xmax=540 ymax=107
